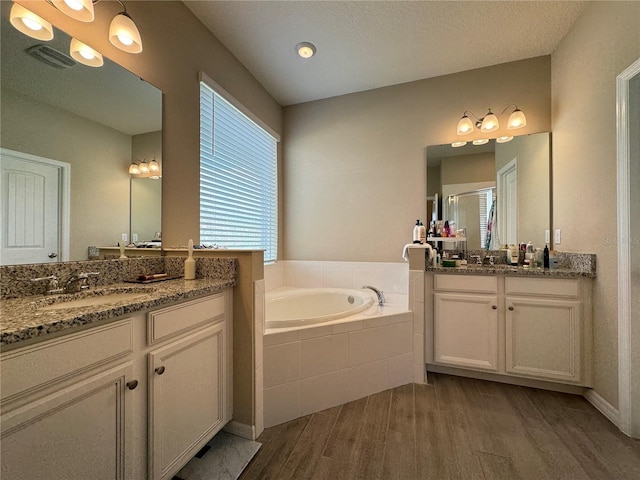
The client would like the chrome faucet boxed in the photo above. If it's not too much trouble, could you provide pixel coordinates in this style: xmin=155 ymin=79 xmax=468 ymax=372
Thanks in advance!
xmin=362 ymin=285 xmax=386 ymax=306
xmin=31 ymin=275 xmax=63 ymax=295
xmin=64 ymin=272 xmax=100 ymax=293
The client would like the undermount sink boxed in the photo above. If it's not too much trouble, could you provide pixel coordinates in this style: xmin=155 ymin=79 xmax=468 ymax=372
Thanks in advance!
xmin=32 ymin=287 xmax=153 ymax=311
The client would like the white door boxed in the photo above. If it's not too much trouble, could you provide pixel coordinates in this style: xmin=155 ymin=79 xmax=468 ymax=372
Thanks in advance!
xmin=497 ymin=159 xmax=518 ymax=245
xmin=0 ymin=149 xmax=68 ymax=264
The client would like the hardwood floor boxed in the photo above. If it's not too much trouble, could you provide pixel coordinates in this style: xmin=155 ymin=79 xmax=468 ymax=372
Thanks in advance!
xmin=240 ymin=373 xmax=640 ymax=480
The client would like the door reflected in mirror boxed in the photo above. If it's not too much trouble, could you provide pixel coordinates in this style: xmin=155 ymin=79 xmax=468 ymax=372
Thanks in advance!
xmin=427 ymin=132 xmax=551 ymax=250
xmin=0 ymin=2 xmax=162 ymax=265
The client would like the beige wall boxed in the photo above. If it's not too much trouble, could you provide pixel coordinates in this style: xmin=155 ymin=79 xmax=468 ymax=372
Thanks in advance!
xmin=16 ymin=0 xmax=283 ymax=250
xmin=495 ymin=133 xmax=550 ymax=247
xmin=551 ymin=1 xmax=640 ymax=408
xmin=441 ymin=152 xmax=494 ymax=186
xmin=1 ymin=87 xmax=131 ymax=260
xmin=283 ymin=56 xmax=551 ymax=261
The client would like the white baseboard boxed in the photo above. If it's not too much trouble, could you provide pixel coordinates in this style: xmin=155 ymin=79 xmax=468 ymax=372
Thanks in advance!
xmin=224 ymin=421 xmax=256 ymax=440
xmin=584 ymin=389 xmax=621 ymax=429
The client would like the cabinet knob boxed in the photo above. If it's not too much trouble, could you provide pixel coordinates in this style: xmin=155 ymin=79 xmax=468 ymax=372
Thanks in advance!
xmin=492 ymin=305 xmax=497 ymax=310
xmin=508 ymin=306 xmax=514 ymax=311
xmin=155 ymin=366 xmax=166 ymax=375
xmin=126 ymin=380 xmax=139 ymax=390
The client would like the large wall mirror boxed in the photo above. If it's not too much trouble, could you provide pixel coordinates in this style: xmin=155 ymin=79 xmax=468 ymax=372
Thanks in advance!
xmin=0 ymin=2 xmax=162 ymax=265
xmin=426 ymin=132 xmax=551 ymax=250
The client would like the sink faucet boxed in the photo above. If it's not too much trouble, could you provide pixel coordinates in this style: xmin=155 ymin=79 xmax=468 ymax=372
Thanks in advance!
xmin=363 ymin=285 xmax=386 ymax=306
xmin=31 ymin=275 xmax=64 ymax=295
xmin=64 ymin=272 xmax=100 ymax=293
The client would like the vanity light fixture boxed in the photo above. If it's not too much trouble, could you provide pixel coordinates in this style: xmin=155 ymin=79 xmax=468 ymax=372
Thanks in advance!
xmin=50 ymin=0 xmax=95 ymax=23
xmin=451 ymin=141 xmax=467 ymax=148
xmin=496 ymin=135 xmax=514 ymax=144
xmin=70 ymin=38 xmax=103 ymax=67
xmin=128 ymin=163 xmax=140 ymax=175
xmin=109 ymin=1 xmax=143 ymax=54
xmin=129 ymin=159 xmax=160 ymax=176
xmin=296 ymin=42 xmax=316 ymax=59
xmin=138 ymin=161 xmax=150 ymax=174
xmin=456 ymin=104 xmax=527 ymax=136
xmin=472 ymin=139 xmax=489 ymax=145
xmin=9 ymin=3 xmax=54 ymax=41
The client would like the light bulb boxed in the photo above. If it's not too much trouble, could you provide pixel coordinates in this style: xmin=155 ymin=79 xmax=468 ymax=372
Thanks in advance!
xmin=480 ymin=110 xmax=499 ymax=133
xmin=139 ymin=162 xmax=150 ymax=174
xmin=109 ymin=13 xmax=143 ymax=53
xmin=496 ymin=136 xmax=514 ymax=144
xmin=507 ymin=109 xmax=527 ymax=130
xmin=149 ymin=159 xmax=160 ymax=172
xmin=128 ymin=164 xmax=140 ymax=175
xmin=70 ymin=38 xmax=103 ymax=67
xmin=296 ymin=42 xmax=316 ymax=59
xmin=456 ymin=115 xmax=474 ymax=135
xmin=51 ymin=0 xmax=94 ymax=22
xmin=10 ymin=4 xmax=54 ymax=41
xmin=451 ymin=141 xmax=467 ymax=148
xmin=473 ymin=139 xmax=489 ymax=145
xmin=64 ymin=0 xmax=84 ymax=11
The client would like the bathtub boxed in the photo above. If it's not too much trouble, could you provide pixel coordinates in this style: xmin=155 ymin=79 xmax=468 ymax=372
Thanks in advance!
xmin=265 ymin=287 xmax=375 ymax=328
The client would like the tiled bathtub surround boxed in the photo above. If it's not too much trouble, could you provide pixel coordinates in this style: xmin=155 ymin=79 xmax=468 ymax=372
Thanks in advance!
xmin=263 ymin=309 xmax=413 ymax=428
xmin=0 ymin=257 xmax=236 ymax=299
xmin=262 ymin=260 xmax=422 ymax=428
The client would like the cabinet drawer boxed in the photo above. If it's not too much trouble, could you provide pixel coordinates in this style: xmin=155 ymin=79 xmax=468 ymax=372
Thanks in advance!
xmin=148 ymin=293 xmax=226 ymax=344
xmin=1 ymin=318 xmax=133 ymax=404
xmin=505 ymin=277 xmax=579 ymax=298
xmin=434 ymin=274 xmax=497 ymax=293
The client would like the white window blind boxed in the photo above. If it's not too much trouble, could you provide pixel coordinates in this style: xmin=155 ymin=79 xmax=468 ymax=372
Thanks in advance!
xmin=199 ymin=82 xmax=278 ymax=262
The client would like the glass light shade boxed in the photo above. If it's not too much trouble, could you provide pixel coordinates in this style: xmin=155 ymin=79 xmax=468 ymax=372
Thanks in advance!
xmin=128 ymin=163 xmax=140 ymax=175
xmin=473 ymin=139 xmax=489 ymax=145
xmin=456 ymin=116 xmax=474 ymax=135
xmin=480 ymin=111 xmax=499 ymax=133
xmin=148 ymin=159 xmax=160 ymax=172
xmin=51 ymin=0 xmax=95 ymax=22
xmin=496 ymin=136 xmax=514 ymax=144
xmin=139 ymin=161 xmax=150 ymax=174
xmin=109 ymin=13 xmax=143 ymax=53
xmin=70 ymin=38 xmax=103 ymax=67
xmin=10 ymin=4 xmax=54 ymax=41
xmin=451 ymin=141 xmax=467 ymax=148
xmin=507 ymin=109 xmax=527 ymax=129
xmin=296 ymin=42 xmax=316 ymax=58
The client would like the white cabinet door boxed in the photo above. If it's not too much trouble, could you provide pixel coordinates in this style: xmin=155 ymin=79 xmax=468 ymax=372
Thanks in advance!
xmin=148 ymin=322 xmax=227 ymax=480
xmin=506 ymin=296 xmax=581 ymax=383
xmin=0 ymin=362 xmax=133 ymax=480
xmin=434 ymin=293 xmax=499 ymax=371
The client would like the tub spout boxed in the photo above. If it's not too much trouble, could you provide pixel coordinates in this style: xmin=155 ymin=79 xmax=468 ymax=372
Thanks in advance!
xmin=363 ymin=285 xmax=386 ymax=306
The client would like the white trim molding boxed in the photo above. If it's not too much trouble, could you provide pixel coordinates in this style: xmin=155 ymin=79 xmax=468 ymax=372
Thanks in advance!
xmin=617 ymin=56 xmax=640 ymax=437
xmin=585 ymin=389 xmax=621 ymax=428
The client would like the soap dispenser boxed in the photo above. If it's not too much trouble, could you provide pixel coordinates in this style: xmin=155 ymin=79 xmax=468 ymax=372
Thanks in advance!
xmin=413 ymin=220 xmax=421 ymax=244
xmin=184 ymin=239 xmax=196 ymax=280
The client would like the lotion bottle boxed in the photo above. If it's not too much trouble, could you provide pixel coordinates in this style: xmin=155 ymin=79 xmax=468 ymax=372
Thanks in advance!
xmin=184 ymin=239 xmax=196 ymax=280
xmin=413 ymin=220 xmax=421 ymax=244
xmin=419 ymin=221 xmax=426 ymax=243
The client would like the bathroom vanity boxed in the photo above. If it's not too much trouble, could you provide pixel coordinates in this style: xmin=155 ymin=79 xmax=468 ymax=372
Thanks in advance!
xmin=424 ymin=261 xmax=595 ymax=389
xmin=0 ymin=273 xmax=234 ymax=480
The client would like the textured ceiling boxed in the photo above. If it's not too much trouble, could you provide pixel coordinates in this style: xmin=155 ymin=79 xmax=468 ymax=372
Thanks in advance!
xmin=185 ymin=1 xmax=586 ymax=106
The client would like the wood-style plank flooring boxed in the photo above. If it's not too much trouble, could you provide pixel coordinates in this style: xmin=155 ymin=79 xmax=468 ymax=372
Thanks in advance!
xmin=240 ymin=373 xmax=640 ymax=480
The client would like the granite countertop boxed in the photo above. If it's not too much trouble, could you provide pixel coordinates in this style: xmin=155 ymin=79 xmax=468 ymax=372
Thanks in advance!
xmin=0 ymin=277 xmax=235 ymax=348
xmin=426 ymin=264 xmax=596 ymax=278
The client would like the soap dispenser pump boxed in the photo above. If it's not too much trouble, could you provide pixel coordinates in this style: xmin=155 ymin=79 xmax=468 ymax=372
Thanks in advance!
xmin=184 ymin=239 xmax=196 ymax=280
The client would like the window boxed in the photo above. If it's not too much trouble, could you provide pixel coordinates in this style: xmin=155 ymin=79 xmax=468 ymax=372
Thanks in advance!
xmin=199 ymin=80 xmax=278 ymax=262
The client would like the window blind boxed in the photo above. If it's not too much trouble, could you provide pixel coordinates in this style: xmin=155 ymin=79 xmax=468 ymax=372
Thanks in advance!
xmin=200 ymin=82 xmax=278 ymax=262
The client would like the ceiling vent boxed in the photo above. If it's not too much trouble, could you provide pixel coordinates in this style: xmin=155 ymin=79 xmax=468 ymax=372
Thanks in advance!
xmin=26 ymin=44 xmax=76 ymax=69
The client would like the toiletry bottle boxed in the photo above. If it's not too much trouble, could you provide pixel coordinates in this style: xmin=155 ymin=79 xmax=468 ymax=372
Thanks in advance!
xmin=443 ymin=221 xmax=450 ymax=238
xmin=419 ymin=221 xmax=426 ymax=244
xmin=413 ymin=220 xmax=421 ymax=244
xmin=509 ymin=245 xmax=519 ymax=266
xmin=543 ymin=244 xmax=550 ymax=269
xmin=184 ymin=239 xmax=196 ymax=280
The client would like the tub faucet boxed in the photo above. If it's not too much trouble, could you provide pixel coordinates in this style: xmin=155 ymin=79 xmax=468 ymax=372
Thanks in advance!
xmin=363 ymin=285 xmax=386 ymax=306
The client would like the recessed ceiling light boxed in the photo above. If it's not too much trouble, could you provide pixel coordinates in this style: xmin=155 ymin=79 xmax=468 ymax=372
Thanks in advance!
xmin=296 ymin=42 xmax=316 ymax=59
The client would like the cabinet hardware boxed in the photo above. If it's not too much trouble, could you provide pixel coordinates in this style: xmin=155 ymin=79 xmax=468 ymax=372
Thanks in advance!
xmin=508 ymin=306 xmax=514 ymax=311
xmin=126 ymin=380 xmax=138 ymax=390
xmin=155 ymin=366 xmax=166 ymax=375
xmin=492 ymin=305 xmax=497 ymax=310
